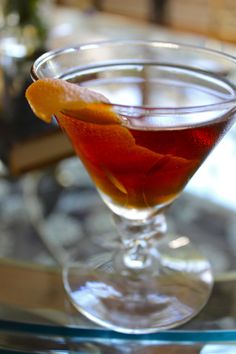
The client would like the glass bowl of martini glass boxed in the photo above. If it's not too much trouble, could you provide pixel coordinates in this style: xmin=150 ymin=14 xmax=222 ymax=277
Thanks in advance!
xmin=30 ymin=40 xmax=236 ymax=333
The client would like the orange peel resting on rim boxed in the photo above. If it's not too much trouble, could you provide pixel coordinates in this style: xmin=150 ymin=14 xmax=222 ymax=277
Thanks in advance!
xmin=25 ymin=78 xmax=120 ymax=124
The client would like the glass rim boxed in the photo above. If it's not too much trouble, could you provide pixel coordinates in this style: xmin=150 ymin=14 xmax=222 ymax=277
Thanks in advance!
xmin=31 ymin=39 xmax=236 ymax=115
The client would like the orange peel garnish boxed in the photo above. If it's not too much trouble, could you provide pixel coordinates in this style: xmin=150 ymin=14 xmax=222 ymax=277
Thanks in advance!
xmin=25 ymin=78 xmax=119 ymax=124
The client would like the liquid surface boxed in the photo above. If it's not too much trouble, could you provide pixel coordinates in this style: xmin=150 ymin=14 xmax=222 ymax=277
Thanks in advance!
xmin=79 ymin=64 xmax=233 ymax=106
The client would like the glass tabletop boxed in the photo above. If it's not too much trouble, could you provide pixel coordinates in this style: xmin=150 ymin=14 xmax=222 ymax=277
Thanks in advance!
xmin=1 ymin=258 xmax=236 ymax=340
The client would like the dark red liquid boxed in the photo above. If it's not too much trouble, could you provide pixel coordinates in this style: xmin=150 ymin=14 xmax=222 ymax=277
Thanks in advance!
xmin=57 ymin=107 xmax=230 ymax=209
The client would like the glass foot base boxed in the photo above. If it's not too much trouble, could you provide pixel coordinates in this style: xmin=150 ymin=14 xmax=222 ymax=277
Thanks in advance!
xmin=63 ymin=234 xmax=213 ymax=334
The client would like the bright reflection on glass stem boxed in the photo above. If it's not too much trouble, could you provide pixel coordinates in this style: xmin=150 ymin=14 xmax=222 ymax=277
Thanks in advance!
xmin=169 ymin=236 xmax=190 ymax=249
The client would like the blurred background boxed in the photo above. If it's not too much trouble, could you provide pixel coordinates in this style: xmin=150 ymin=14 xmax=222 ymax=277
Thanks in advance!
xmin=1 ymin=0 xmax=236 ymax=175
xmin=57 ymin=0 xmax=236 ymax=42
xmin=0 ymin=0 xmax=235 ymax=269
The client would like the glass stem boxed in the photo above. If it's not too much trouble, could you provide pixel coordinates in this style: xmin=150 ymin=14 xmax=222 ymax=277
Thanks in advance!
xmin=113 ymin=213 xmax=167 ymax=272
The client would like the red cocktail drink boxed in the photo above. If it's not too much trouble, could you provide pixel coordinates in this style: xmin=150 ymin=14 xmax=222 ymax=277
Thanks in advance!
xmin=57 ymin=108 xmax=229 ymax=212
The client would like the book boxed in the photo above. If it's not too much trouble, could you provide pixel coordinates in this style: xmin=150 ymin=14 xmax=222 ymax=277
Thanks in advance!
xmin=9 ymin=128 xmax=74 ymax=175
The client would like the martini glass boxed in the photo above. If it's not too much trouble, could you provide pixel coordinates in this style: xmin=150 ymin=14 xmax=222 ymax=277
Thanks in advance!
xmin=31 ymin=40 xmax=236 ymax=333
